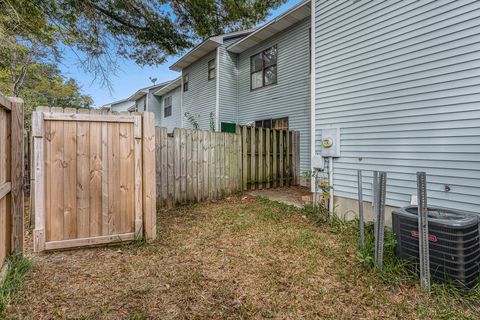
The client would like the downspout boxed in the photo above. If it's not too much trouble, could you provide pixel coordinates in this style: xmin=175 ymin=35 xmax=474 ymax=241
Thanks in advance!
xmin=180 ymin=73 xmax=184 ymax=128
xmin=215 ymin=46 xmax=220 ymax=131
xmin=310 ymin=0 xmax=316 ymax=191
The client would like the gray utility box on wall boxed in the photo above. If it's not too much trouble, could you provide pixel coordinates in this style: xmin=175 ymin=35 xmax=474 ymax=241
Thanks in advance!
xmin=392 ymin=205 xmax=480 ymax=288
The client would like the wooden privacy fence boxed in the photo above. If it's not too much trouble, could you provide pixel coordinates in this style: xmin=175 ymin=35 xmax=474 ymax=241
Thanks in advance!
xmin=156 ymin=126 xmax=300 ymax=207
xmin=156 ymin=128 xmax=242 ymax=207
xmin=241 ymin=126 xmax=300 ymax=190
xmin=0 ymin=95 xmax=24 ymax=271
xmin=32 ymin=108 xmax=155 ymax=252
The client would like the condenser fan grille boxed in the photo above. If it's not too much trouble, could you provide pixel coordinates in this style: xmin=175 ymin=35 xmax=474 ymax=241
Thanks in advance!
xmin=393 ymin=205 xmax=480 ymax=288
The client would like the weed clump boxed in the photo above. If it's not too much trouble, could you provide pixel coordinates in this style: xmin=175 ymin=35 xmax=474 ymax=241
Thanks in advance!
xmin=0 ymin=253 xmax=33 ymax=315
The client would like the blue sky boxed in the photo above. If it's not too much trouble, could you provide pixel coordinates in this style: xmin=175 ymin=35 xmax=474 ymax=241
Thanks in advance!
xmin=57 ymin=0 xmax=302 ymax=108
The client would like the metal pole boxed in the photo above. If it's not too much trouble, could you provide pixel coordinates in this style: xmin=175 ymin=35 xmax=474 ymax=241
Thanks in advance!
xmin=417 ymin=172 xmax=431 ymax=292
xmin=357 ymin=170 xmax=365 ymax=248
xmin=376 ymin=171 xmax=387 ymax=269
xmin=373 ymin=171 xmax=379 ymax=260
xmin=328 ymin=157 xmax=334 ymax=217
xmin=313 ymin=171 xmax=318 ymax=213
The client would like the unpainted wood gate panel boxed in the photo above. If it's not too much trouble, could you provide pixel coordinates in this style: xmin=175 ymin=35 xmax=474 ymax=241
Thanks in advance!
xmin=33 ymin=108 xmax=156 ymax=252
xmin=0 ymin=95 xmax=24 ymax=271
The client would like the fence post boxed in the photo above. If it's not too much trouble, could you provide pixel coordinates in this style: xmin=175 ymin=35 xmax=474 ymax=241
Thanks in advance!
xmin=142 ymin=112 xmax=156 ymax=242
xmin=242 ymin=126 xmax=248 ymax=190
xmin=32 ymin=110 xmax=45 ymax=252
xmin=9 ymin=97 xmax=24 ymax=253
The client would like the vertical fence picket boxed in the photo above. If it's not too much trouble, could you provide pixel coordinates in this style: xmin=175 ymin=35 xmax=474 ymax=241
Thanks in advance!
xmin=272 ymin=129 xmax=277 ymax=188
xmin=242 ymin=126 xmax=248 ymax=190
xmin=279 ymin=130 xmax=284 ymax=187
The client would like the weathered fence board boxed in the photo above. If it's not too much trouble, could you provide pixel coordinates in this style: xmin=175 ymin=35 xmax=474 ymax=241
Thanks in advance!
xmin=156 ymin=126 xmax=300 ymax=207
xmin=156 ymin=128 xmax=242 ymax=207
xmin=240 ymin=126 xmax=299 ymax=190
xmin=32 ymin=108 xmax=155 ymax=252
xmin=0 ymin=95 xmax=24 ymax=273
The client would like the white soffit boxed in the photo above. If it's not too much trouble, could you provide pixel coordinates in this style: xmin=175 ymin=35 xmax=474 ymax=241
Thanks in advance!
xmin=153 ymin=77 xmax=181 ymax=96
xmin=227 ymin=0 xmax=311 ymax=54
xmin=170 ymin=38 xmax=222 ymax=71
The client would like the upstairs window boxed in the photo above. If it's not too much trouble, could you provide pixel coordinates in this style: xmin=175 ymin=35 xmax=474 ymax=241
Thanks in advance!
xmin=250 ymin=45 xmax=277 ymax=90
xmin=208 ymin=59 xmax=216 ymax=80
xmin=164 ymin=96 xmax=172 ymax=117
xmin=183 ymin=74 xmax=189 ymax=92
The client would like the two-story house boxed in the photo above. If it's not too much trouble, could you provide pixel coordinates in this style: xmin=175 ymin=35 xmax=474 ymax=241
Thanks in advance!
xmin=167 ymin=2 xmax=312 ymax=179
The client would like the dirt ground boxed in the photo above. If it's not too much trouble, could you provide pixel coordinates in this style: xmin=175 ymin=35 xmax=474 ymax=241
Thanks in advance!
xmin=248 ymin=186 xmax=310 ymax=208
xmin=6 ymin=191 xmax=478 ymax=319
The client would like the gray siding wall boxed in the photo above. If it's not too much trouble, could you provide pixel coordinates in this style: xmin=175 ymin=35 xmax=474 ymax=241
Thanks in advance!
xmin=314 ymin=0 xmax=480 ymax=212
xmin=158 ymin=86 xmax=182 ymax=132
xmin=135 ymin=96 xmax=146 ymax=112
xmin=182 ymin=50 xmax=217 ymax=130
xmin=219 ymin=38 xmax=241 ymax=124
xmin=147 ymin=88 xmax=162 ymax=124
xmin=110 ymin=100 xmax=134 ymax=112
xmin=236 ymin=17 xmax=311 ymax=173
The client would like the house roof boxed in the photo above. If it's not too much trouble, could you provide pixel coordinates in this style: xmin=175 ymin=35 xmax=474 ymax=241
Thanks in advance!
xmin=153 ymin=76 xmax=181 ymax=96
xmin=127 ymin=81 xmax=172 ymax=101
xmin=227 ymin=0 xmax=311 ymax=54
xmin=170 ymin=30 xmax=253 ymax=71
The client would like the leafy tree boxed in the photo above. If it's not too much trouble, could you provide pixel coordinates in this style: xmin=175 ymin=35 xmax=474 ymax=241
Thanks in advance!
xmin=0 ymin=60 xmax=92 ymax=130
xmin=0 ymin=0 xmax=286 ymax=69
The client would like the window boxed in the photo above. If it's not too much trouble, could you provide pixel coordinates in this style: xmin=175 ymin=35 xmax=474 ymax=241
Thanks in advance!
xmin=183 ymin=74 xmax=189 ymax=92
xmin=208 ymin=59 xmax=216 ymax=80
xmin=164 ymin=96 xmax=172 ymax=117
xmin=250 ymin=45 xmax=277 ymax=90
xmin=255 ymin=117 xmax=288 ymax=130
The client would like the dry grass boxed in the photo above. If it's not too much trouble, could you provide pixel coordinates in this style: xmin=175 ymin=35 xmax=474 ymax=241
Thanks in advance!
xmin=6 ymin=194 xmax=479 ymax=319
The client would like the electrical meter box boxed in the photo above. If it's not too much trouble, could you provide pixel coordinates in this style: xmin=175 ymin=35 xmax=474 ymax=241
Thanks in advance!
xmin=311 ymin=155 xmax=324 ymax=170
xmin=320 ymin=128 xmax=340 ymax=158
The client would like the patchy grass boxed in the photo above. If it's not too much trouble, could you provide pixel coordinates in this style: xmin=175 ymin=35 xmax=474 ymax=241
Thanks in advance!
xmin=6 ymin=194 xmax=480 ymax=319
xmin=0 ymin=253 xmax=33 ymax=316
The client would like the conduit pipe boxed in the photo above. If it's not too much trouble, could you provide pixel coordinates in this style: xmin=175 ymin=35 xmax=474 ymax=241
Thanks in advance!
xmin=329 ymin=157 xmax=334 ymax=217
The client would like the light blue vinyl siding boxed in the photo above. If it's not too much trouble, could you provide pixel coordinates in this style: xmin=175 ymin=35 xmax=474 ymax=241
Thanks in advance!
xmin=135 ymin=96 xmax=146 ymax=112
xmin=158 ymin=86 xmax=182 ymax=132
xmin=110 ymin=100 xmax=135 ymax=112
xmin=236 ymin=17 xmax=311 ymax=173
xmin=147 ymin=89 xmax=162 ymax=124
xmin=182 ymin=50 xmax=217 ymax=129
xmin=219 ymin=38 xmax=242 ymax=124
xmin=314 ymin=0 xmax=480 ymax=212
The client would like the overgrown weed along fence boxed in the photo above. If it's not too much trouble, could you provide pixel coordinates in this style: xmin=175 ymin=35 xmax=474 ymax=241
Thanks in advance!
xmin=156 ymin=126 xmax=300 ymax=207
xmin=0 ymin=94 xmax=24 ymax=272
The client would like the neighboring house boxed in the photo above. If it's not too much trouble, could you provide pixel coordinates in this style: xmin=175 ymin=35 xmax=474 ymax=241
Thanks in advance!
xmin=170 ymin=30 xmax=253 ymax=130
xmin=168 ymin=3 xmax=312 ymax=177
xmin=152 ymin=77 xmax=182 ymax=132
xmin=311 ymin=0 xmax=480 ymax=218
xmin=101 ymin=98 xmax=135 ymax=112
xmin=228 ymin=1 xmax=311 ymax=175
xmin=127 ymin=81 xmax=172 ymax=121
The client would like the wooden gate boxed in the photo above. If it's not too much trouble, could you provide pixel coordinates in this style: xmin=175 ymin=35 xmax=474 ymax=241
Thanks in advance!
xmin=0 ymin=95 xmax=24 ymax=271
xmin=32 ymin=108 xmax=156 ymax=252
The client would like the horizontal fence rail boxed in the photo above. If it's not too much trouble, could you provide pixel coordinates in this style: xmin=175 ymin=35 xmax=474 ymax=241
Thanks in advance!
xmin=0 ymin=94 xmax=24 ymax=272
xmin=156 ymin=126 xmax=300 ymax=207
